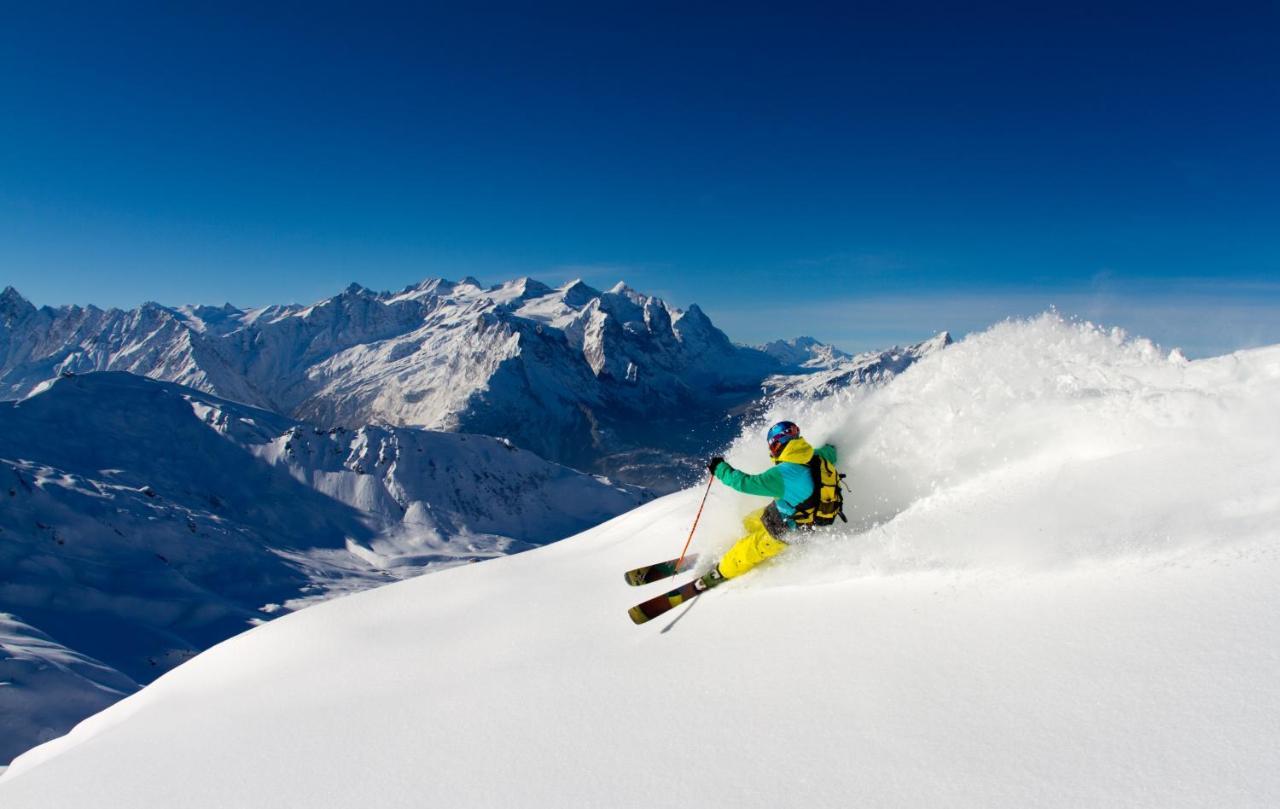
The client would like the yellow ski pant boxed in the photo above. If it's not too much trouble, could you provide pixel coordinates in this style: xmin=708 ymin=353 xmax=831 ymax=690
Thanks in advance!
xmin=717 ymin=508 xmax=790 ymax=579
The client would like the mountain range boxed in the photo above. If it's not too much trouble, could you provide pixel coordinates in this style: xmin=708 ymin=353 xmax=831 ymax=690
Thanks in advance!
xmin=1 ymin=280 xmax=946 ymax=490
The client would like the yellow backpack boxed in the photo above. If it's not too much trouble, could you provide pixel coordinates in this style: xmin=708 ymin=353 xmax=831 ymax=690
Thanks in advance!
xmin=793 ymin=456 xmax=847 ymax=527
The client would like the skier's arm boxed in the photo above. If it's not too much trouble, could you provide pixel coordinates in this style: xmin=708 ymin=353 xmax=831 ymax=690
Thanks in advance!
xmin=815 ymin=444 xmax=838 ymax=465
xmin=713 ymin=462 xmax=786 ymax=498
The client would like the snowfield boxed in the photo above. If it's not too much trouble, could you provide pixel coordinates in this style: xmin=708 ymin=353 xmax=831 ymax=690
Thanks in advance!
xmin=2 ymin=314 xmax=1278 ymax=808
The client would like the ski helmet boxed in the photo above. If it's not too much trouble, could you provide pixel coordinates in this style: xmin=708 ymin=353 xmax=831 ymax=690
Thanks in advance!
xmin=766 ymin=420 xmax=800 ymax=458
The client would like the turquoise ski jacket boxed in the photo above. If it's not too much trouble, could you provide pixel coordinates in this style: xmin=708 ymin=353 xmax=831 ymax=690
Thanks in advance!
xmin=713 ymin=437 xmax=838 ymax=525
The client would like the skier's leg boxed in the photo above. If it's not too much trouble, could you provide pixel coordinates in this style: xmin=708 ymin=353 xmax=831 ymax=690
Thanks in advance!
xmin=714 ymin=508 xmax=789 ymax=580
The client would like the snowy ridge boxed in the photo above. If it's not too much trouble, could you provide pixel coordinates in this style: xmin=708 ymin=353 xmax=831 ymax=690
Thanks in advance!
xmin=760 ymin=330 xmax=952 ymax=401
xmin=756 ymin=334 xmax=853 ymax=368
xmin=0 ymin=281 xmax=849 ymax=490
xmin=0 ymin=615 xmax=137 ymax=765
xmin=4 ymin=313 xmax=1276 ymax=807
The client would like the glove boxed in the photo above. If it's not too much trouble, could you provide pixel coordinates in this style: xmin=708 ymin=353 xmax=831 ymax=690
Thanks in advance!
xmin=707 ymin=456 xmax=725 ymax=475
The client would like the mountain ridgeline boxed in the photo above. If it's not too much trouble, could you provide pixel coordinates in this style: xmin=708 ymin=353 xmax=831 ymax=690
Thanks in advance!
xmin=1 ymin=279 xmax=947 ymax=490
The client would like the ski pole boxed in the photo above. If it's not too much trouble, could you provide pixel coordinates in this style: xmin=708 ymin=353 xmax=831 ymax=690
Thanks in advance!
xmin=674 ymin=476 xmax=714 ymax=577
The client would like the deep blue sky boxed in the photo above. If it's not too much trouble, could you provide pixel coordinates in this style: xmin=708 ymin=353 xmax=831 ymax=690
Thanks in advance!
xmin=2 ymin=2 xmax=1277 ymax=355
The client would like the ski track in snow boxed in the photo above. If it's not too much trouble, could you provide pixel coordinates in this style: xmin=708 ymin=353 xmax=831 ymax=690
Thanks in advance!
xmin=1 ymin=313 xmax=1278 ymax=808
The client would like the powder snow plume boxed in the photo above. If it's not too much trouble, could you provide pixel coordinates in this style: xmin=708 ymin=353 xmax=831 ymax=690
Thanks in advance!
xmin=710 ymin=312 xmax=1280 ymax=577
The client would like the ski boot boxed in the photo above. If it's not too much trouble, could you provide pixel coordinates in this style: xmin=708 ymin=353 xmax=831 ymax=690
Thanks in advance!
xmin=694 ymin=566 xmax=726 ymax=592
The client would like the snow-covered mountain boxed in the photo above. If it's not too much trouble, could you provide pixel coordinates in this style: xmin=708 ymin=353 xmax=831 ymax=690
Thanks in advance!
xmin=4 ymin=314 xmax=1277 ymax=807
xmin=1 ymin=280 xmax=862 ymax=490
xmin=0 ymin=371 xmax=647 ymax=761
xmin=756 ymin=334 xmax=853 ymax=368
xmin=761 ymin=330 xmax=952 ymax=401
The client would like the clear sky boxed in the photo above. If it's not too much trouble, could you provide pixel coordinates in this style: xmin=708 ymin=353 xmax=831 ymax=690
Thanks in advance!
xmin=1 ymin=2 xmax=1277 ymax=356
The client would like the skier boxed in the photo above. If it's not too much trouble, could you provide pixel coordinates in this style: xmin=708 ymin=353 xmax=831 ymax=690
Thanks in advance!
xmin=624 ymin=420 xmax=846 ymax=624
xmin=695 ymin=420 xmax=843 ymax=591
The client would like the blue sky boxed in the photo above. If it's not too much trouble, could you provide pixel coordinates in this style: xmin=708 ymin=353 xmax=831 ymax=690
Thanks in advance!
xmin=1 ymin=2 xmax=1277 ymax=356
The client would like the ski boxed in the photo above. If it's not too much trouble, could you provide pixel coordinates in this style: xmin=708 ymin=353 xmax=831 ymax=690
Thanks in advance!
xmin=623 ymin=553 xmax=700 ymax=586
xmin=628 ymin=577 xmax=706 ymax=624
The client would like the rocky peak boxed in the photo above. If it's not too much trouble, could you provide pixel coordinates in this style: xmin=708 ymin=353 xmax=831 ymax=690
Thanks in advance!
xmin=559 ymin=279 xmax=602 ymax=309
xmin=639 ymin=297 xmax=673 ymax=334
xmin=397 ymin=278 xmax=452 ymax=298
xmin=1 ymin=286 xmax=36 ymax=326
xmin=606 ymin=282 xmax=649 ymax=308
xmin=497 ymin=277 xmax=553 ymax=301
xmin=758 ymin=336 xmax=852 ymax=369
xmin=671 ymin=303 xmax=738 ymax=361
xmin=672 ymin=303 xmax=715 ymax=335
xmin=132 ymin=301 xmax=180 ymax=328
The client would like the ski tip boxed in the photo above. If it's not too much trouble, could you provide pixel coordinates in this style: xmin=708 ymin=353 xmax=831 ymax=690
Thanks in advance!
xmin=628 ymin=606 xmax=652 ymax=625
xmin=623 ymin=553 xmax=702 ymax=587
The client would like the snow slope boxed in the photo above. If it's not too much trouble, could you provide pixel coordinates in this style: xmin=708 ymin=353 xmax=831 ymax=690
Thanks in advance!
xmin=0 ymin=372 xmax=646 ymax=762
xmin=0 ymin=615 xmax=137 ymax=765
xmin=3 ymin=314 xmax=1277 ymax=808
